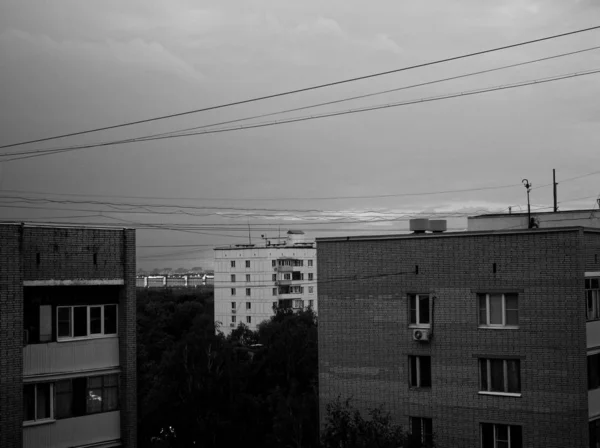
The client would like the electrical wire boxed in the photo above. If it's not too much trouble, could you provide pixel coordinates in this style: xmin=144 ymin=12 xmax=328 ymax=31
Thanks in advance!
xmin=3 ymin=24 xmax=599 ymax=150
xmin=4 ymin=66 xmax=600 ymax=162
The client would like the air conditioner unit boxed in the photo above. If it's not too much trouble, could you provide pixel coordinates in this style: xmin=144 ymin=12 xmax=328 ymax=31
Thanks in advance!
xmin=412 ymin=329 xmax=430 ymax=342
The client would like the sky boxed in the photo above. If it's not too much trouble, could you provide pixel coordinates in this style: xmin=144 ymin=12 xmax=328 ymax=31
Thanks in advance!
xmin=1 ymin=0 xmax=600 ymax=270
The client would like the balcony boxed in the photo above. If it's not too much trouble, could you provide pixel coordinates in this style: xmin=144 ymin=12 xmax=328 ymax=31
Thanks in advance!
xmin=276 ymin=265 xmax=293 ymax=272
xmin=23 ymin=411 xmax=121 ymax=448
xmin=23 ymin=338 xmax=120 ymax=378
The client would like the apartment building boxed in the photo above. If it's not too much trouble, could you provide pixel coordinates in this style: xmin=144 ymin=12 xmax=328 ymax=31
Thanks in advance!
xmin=214 ymin=230 xmax=317 ymax=335
xmin=316 ymin=220 xmax=600 ymax=448
xmin=0 ymin=223 xmax=136 ymax=448
xmin=468 ymin=208 xmax=600 ymax=231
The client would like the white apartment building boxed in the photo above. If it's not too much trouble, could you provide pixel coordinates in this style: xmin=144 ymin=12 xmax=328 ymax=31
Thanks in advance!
xmin=214 ymin=231 xmax=317 ymax=335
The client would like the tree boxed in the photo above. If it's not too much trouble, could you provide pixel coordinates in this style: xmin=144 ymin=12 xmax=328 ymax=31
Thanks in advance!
xmin=321 ymin=397 xmax=435 ymax=448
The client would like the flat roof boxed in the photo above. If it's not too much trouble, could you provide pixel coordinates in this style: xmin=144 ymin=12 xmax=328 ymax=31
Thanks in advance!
xmin=316 ymin=226 xmax=600 ymax=243
xmin=0 ymin=222 xmax=133 ymax=230
xmin=469 ymin=209 xmax=599 ymax=219
xmin=214 ymin=242 xmax=315 ymax=250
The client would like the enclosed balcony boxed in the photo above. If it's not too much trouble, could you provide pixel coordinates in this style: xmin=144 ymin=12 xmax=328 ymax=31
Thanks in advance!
xmin=23 ymin=411 xmax=121 ymax=448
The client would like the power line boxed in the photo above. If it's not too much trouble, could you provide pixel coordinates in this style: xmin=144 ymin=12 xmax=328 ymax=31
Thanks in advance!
xmin=5 ymin=66 xmax=600 ymax=162
xmin=8 ymin=44 xmax=599 ymax=162
xmin=2 ymin=24 xmax=599 ymax=151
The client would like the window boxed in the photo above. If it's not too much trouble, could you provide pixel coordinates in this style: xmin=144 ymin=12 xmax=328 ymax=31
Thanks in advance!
xmin=309 ymin=286 xmax=314 ymax=293
xmin=272 ymin=301 xmax=277 ymax=310
xmin=410 ymin=417 xmax=433 ymax=446
xmin=246 ymin=316 xmax=251 ymax=324
xmin=308 ymin=260 xmax=313 ymax=267
xmin=232 ymin=316 xmax=236 ymax=323
xmin=589 ymin=353 xmax=600 ymax=390
xmin=231 ymin=260 xmax=236 ymax=268
xmin=56 ymin=305 xmax=118 ymax=340
xmin=309 ymin=300 xmax=314 ymax=308
xmin=293 ymin=299 xmax=304 ymax=309
xmin=590 ymin=419 xmax=600 ymax=448
xmin=23 ymin=383 xmax=53 ymax=422
xmin=409 ymin=356 xmax=431 ymax=388
xmin=246 ymin=288 xmax=251 ymax=296
xmin=480 ymin=423 xmax=522 ymax=448
xmin=478 ymin=293 xmax=519 ymax=327
xmin=273 ymin=288 xmax=277 ymax=296
xmin=231 ymin=288 xmax=236 ymax=296
xmin=587 ymin=278 xmax=600 ymax=321
xmin=272 ymin=260 xmax=276 ymax=267
xmin=272 ymin=274 xmax=276 ymax=281
xmin=246 ymin=302 xmax=251 ymax=310
xmin=246 ymin=260 xmax=251 ymax=268
xmin=308 ymin=273 xmax=314 ymax=280
xmin=292 ymin=272 xmax=303 ymax=281
xmin=231 ymin=302 xmax=236 ymax=310
xmin=246 ymin=274 xmax=251 ymax=282
xmin=479 ymin=359 xmax=521 ymax=394
xmin=231 ymin=274 xmax=236 ymax=282
xmin=284 ymin=273 xmax=291 ymax=280
xmin=87 ymin=375 xmax=119 ymax=414
xmin=408 ymin=294 xmax=430 ymax=326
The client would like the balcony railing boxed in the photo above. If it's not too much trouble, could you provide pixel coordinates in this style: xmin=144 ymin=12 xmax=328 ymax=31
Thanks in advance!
xmin=23 ymin=411 xmax=120 ymax=448
xmin=23 ymin=338 xmax=120 ymax=378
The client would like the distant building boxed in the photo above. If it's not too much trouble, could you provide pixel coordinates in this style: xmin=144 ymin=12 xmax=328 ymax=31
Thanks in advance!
xmin=317 ymin=219 xmax=600 ymax=448
xmin=0 ymin=223 xmax=136 ymax=448
xmin=468 ymin=208 xmax=600 ymax=231
xmin=214 ymin=230 xmax=317 ymax=335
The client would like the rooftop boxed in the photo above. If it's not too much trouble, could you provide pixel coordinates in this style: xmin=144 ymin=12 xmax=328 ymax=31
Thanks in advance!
xmin=0 ymin=221 xmax=133 ymax=230
xmin=469 ymin=208 xmax=600 ymax=219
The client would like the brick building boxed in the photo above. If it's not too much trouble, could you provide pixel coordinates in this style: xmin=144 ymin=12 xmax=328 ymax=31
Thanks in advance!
xmin=317 ymin=223 xmax=600 ymax=448
xmin=0 ymin=223 xmax=137 ymax=448
xmin=214 ymin=230 xmax=317 ymax=336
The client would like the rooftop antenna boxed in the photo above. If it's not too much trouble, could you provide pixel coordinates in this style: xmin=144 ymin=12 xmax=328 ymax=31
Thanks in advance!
xmin=522 ymin=179 xmax=532 ymax=228
xmin=553 ymin=169 xmax=558 ymax=212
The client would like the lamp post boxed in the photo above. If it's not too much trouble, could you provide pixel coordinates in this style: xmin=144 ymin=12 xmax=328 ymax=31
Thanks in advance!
xmin=522 ymin=179 xmax=532 ymax=228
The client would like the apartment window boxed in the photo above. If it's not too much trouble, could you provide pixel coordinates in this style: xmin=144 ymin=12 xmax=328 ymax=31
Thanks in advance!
xmin=273 ymin=288 xmax=277 ymax=296
xmin=272 ymin=274 xmax=276 ymax=281
xmin=246 ymin=288 xmax=251 ymax=296
xmin=408 ymin=294 xmax=430 ymax=326
xmin=292 ymin=272 xmax=303 ymax=281
xmin=231 ymin=274 xmax=236 ymax=282
xmin=284 ymin=273 xmax=291 ymax=280
xmin=232 ymin=316 xmax=236 ymax=323
xmin=56 ymin=305 xmax=117 ymax=340
xmin=272 ymin=260 xmax=276 ymax=267
xmin=293 ymin=299 xmax=304 ymax=309
xmin=309 ymin=300 xmax=314 ymax=308
xmin=590 ymin=419 xmax=600 ymax=448
xmin=231 ymin=260 xmax=236 ymax=268
xmin=246 ymin=274 xmax=251 ymax=282
xmin=589 ymin=353 xmax=600 ymax=390
xmin=246 ymin=260 xmax=251 ymax=268
xmin=246 ymin=316 xmax=251 ymax=324
xmin=231 ymin=302 xmax=236 ymax=310
xmin=587 ymin=278 xmax=600 ymax=321
xmin=308 ymin=273 xmax=314 ymax=280
xmin=308 ymin=260 xmax=313 ymax=267
xmin=246 ymin=302 xmax=251 ymax=310
xmin=309 ymin=286 xmax=314 ymax=293
xmin=231 ymin=288 xmax=236 ymax=296
xmin=478 ymin=293 xmax=519 ymax=327
xmin=409 ymin=356 xmax=431 ymax=388
xmin=479 ymin=359 xmax=521 ymax=394
xmin=272 ymin=301 xmax=277 ymax=310
xmin=55 ymin=375 xmax=118 ymax=419
xmin=480 ymin=423 xmax=522 ymax=448
xmin=410 ymin=417 xmax=433 ymax=446
xmin=23 ymin=383 xmax=53 ymax=422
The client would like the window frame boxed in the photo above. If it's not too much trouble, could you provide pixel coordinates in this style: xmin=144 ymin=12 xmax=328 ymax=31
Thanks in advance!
xmin=246 ymin=302 xmax=251 ymax=310
xmin=408 ymin=294 xmax=430 ymax=328
xmin=231 ymin=274 xmax=236 ymax=282
xmin=245 ymin=260 xmax=251 ymax=268
xmin=272 ymin=287 xmax=277 ymax=296
xmin=230 ymin=260 xmax=236 ymax=268
xmin=408 ymin=355 xmax=432 ymax=388
xmin=246 ymin=316 xmax=251 ymax=324
xmin=587 ymin=278 xmax=600 ymax=321
xmin=56 ymin=304 xmax=118 ymax=342
xmin=308 ymin=273 xmax=314 ymax=281
xmin=479 ymin=358 xmax=521 ymax=396
xmin=231 ymin=288 xmax=236 ymax=296
xmin=480 ymin=422 xmax=522 ymax=448
xmin=23 ymin=383 xmax=54 ymax=426
xmin=410 ymin=416 xmax=433 ymax=446
xmin=86 ymin=375 xmax=119 ymax=415
xmin=308 ymin=260 xmax=313 ymax=267
xmin=246 ymin=288 xmax=251 ymax=296
xmin=478 ymin=293 xmax=519 ymax=329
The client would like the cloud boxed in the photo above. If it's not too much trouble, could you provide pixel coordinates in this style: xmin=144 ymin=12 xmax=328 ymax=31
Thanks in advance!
xmin=0 ymin=29 xmax=205 ymax=83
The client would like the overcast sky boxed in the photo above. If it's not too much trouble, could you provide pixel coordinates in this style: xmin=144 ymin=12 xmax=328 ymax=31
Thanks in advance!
xmin=1 ymin=0 xmax=600 ymax=269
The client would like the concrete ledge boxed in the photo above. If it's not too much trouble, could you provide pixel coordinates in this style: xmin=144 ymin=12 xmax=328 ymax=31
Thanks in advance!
xmin=23 ymin=279 xmax=124 ymax=286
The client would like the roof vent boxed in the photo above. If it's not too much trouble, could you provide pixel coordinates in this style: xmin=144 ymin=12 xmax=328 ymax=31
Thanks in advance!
xmin=429 ymin=220 xmax=447 ymax=233
xmin=409 ymin=218 xmax=430 ymax=234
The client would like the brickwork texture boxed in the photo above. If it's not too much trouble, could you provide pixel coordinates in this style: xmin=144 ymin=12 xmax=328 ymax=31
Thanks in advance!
xmin=317 ymin=228 xmax=593 ymax=448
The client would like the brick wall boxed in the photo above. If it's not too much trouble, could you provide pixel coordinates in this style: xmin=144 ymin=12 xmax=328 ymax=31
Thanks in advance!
xmin=22 ymin=226 xmax=126 ymax=280
xmin=0 ymin=225 xmax=23 ymax=448
xmin=584 ymin=231 xmax=600 ymax=272
xmin=317 ymin=229 xmax=588 ymax=448
xmin=119 ymin=228 xmax=137 ymax=448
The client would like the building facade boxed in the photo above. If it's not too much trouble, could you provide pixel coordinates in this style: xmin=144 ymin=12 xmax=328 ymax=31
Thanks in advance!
xmin=317 ymin=225 xmax=600 ymax=448
xmin=0 ymin=223 xmax=137 ymax=448
xmin=214 ymin=231 xmax=317 ymax=335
